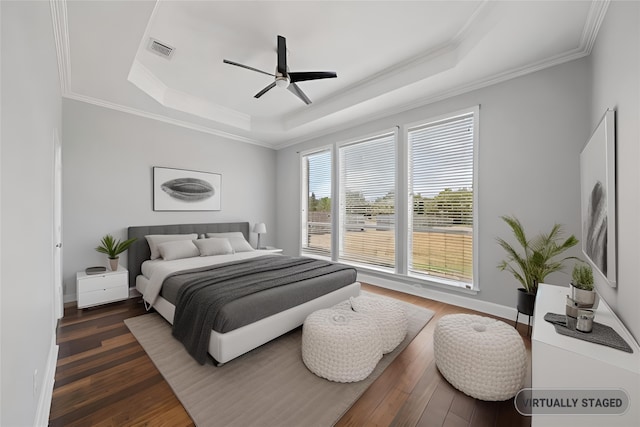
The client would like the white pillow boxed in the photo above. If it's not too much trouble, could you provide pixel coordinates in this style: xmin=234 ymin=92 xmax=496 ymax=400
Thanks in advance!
xmin=226 ymin=236 xmax=255 ymax=252
xmin=157 ymin=240 xmax=200 ymax=261
xmin=194 ymin=238 xmax=234 ymax=256
xmin=206 ymin=232 xmax=245 ymax=239
xmin=206 ymin=232 xmax=254 ymax=252
xmin=146 ymin=234 xmax=198 ymax=260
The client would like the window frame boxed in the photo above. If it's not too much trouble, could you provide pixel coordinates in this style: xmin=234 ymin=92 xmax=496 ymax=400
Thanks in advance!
xmin=299 ymin=145 xmax=334 ymax=260
xmin=298 ymin=106 xmax=479 ymax=291
xmin=404 ymin=106 xmax=479 ymax=290
xmin=335 ymin=128 xmax=399 ymax=273
xmin=403 ymin=105 xmax=480 ymax=291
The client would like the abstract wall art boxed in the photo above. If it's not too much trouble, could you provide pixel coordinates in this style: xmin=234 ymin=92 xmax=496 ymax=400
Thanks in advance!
xmin=580 ymin=109 xmax=616 ymax=287
xmin=153 ymin=167 xmax=221 ymax=211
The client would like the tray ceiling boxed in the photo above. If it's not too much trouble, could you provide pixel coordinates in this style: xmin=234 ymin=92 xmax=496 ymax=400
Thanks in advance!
xmin=53 ymin=0 xmax=608 ymax=148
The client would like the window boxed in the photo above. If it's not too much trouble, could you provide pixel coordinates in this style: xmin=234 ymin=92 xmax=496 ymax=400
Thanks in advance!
xmin=338 ymin=133 xmax=396 ymax=270
xmin=408 ymin=112 xmax=475 ymax=285
xmin=301 ymin=149 xmax=332 ymax=258
xmin=299 ymin=108 xmax=477 ymax=290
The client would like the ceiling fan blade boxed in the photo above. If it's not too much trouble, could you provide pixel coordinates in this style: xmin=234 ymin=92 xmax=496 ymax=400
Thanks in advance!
xmin=223 ymin=59 xmax=275 ymax=77
xmin=289 ymin=71 xmax=337 ymax=83
xmin=277 ymin=35 xmax=287 ymax=76
xmin=287 ymin=83 xmax=312 ymax=105
xmin=254 ymin=82 xmax=277 ymax=99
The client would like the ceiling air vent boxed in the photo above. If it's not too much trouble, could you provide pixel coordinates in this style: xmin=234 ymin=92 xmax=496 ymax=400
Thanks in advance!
xmin=148 ymin=38 xmax=175 ymax=59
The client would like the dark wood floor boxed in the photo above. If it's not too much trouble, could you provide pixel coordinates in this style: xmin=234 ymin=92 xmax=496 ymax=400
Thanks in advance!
xmin=50 ymin=284 xmax=531 ymax=427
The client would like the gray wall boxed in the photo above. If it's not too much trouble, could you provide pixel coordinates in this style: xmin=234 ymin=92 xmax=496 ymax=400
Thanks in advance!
xmin=589 ymin=1 xmax=639 ymax=341
xmin=62 ymin=100 xmax=277 ymax=300
xmin=1 ymin=1 xmax=62 ymax=425
xmin=276 ymin=58 xmax=590 ymax=309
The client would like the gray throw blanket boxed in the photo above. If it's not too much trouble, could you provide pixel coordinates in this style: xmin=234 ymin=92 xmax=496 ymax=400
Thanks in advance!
xmin=171 ymin=255 xmax=356 ymax=364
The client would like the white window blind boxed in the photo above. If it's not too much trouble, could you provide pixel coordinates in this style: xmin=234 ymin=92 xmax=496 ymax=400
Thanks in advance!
xmin=338 ymin=133 xmax=395 ymax=270
xmin=301 ymin=150 xmax=332 ymax=257
xmin=408 ymin=113 xmax=474 ymax=284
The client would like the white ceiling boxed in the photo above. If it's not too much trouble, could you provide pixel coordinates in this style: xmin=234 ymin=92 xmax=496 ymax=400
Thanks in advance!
xmin=53 ymin=0 xmax=608 ymax=149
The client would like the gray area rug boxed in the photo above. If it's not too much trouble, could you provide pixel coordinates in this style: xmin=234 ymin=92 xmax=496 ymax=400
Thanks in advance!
xmin=125 ymin=295 xmax=434 ymax=427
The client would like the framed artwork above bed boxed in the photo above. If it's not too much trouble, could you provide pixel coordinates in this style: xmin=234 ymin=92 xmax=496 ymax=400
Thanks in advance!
xmin=153 ymin=167 xmax=221 ymax=211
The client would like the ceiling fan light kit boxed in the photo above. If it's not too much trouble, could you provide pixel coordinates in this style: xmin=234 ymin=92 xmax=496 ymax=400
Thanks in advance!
xmin=223 ymin=35 xmax=336 ymax=105
xmin=275 ymin=76 xmax=289 ymax=89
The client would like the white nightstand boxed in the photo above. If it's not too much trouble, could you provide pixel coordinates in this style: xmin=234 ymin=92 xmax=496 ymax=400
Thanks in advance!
xmin=76 ymin=266 xmax=129 ymax=308
xmin=258 ymin=246 xmax=283 ymax=253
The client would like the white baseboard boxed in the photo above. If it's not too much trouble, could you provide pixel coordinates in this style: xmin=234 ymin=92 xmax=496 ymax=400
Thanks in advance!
xmin=358 ymin=272 xmax=530 ymax=326
xmin=34 ymin=335 xmax=58 ymax=427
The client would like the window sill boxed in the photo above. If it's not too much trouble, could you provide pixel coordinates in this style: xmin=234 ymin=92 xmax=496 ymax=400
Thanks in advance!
xmin=299 ymin=253 xmax=478 ymax=295
xmin=354 ymin=265 xmax=479 ymax=295
xmin=300 ymin=252 xmax=331 ymax=261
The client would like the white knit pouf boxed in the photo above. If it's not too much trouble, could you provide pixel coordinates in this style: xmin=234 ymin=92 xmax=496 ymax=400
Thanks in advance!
xmin=302 ymin=308 xmax=382 ymax=383
xmin=349 ymin=295 xmax=408 ymax=354
xmin=331 ymin=299 xmax=352 ymax=311
xmin=434 ymin=314 xmax=527 ymax=401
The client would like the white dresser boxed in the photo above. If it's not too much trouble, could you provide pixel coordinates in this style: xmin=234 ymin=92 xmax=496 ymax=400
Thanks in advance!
xmin=76 ymin=266 xmax=129 ymax=308
xmin=532 ymin=283 xmax=640 ymax=426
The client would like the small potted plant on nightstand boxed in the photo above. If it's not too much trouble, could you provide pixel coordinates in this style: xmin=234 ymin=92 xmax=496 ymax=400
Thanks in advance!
xmin=571 ymin=262 xmax=596 ymax=307
xmin=96 ymin=234 xmax=137 ymax=271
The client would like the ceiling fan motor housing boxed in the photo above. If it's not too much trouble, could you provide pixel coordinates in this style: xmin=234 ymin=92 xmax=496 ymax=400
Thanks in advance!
xmin=275 ymin=76 xmax=290 ymax=88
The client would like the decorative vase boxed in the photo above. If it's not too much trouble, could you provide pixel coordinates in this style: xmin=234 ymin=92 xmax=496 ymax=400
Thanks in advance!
xmin=109 ymin=257 xmax=119 ymax=271
xmin=570 ymin=283 xmax=596 ymax=307
xmin=516 ymin=288 xmax=536 ymax=316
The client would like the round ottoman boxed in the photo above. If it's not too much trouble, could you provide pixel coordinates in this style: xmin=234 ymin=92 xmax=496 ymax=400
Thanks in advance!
xmin=302 ymin=308 xmax=382 ymax=382
xmin=434 ymin=314 xmax=526 ymax=401
xmin=349 ymin=295 xmax=408 ymax=354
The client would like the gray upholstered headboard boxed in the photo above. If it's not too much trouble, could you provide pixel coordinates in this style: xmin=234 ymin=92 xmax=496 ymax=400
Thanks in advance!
xmin=127 ymin=222 xmax=250 ymax=288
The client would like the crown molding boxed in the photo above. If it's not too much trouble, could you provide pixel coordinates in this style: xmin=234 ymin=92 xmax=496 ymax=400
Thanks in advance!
xmin=128 ymin=60 xmax=253 ymax=131
xmin=49 ymin=0 xmax=270 ymax=147
xmin=580 ymin=0 xmax=610 ymax=54
xmin=50 ymin=0 xmax=610 ymax=153
xmin=50 ymin=0 xmax=71 ymax=94
xmin=273 ymin=1 xmax=610 ymax=150
xmin=334 ymin=0 xmax=491 ymax=102
xmin=272 ymin=45 xmax=592 ymax=150
xmin=63 ymin=92 xmax=271 ymax=148
xmin=284 ymin=1 xmax=492 ymax=131
xmin=123 ymin=0 xmax=481 ymax=135
xmin=451 ymin=0 xmax=491 ymax=42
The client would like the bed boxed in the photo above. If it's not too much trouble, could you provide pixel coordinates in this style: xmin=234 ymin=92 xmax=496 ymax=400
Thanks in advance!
xmin=127 ymin=222 xmax=360 ymax=365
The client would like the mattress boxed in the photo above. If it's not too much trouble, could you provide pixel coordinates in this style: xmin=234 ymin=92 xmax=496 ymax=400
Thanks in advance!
xmin=138 ymin=252 xmax=357 ymax=333
xmin=163 ymin=265 xmax=356 ymax=333
xmin=139 ymin=251 xmax=266 ymax=305
xmin=140 ymin=251 xmax=263 ymax=280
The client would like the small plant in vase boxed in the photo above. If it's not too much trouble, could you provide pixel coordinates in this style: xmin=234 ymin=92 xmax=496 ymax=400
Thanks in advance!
xmin=96 ymin=234 xmax=137 ymax=271
xmin=571 ymin=262 xmax=596 ymax=307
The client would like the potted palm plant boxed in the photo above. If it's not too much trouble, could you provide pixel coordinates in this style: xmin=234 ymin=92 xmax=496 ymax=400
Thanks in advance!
xmin=96 ymin=234 xmax=137 ymax=271
xmin=497 ymin=215 xmax=578 ymax=315
xmin=571 ymin=262 xmax=596 ymax=306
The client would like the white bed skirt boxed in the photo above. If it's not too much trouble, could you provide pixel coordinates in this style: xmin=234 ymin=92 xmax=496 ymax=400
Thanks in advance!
xmin=136 ymin=275 xmax=361 ymax=364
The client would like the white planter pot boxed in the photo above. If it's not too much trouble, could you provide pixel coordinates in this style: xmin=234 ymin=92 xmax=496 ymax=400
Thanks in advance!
xmin=571 ymin=284 xmax=596 ymax=307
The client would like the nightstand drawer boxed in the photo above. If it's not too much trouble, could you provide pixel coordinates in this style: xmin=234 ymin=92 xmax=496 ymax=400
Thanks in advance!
xmin=76 ymin=267 xmax=128 ymax=308
xmin=78 ymin=286 xmax=128 ymax=308
xmin=78 ymin=273 xmax=126 ymax=293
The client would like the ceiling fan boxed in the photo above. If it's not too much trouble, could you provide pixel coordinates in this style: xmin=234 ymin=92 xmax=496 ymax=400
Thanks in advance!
xmin=223 ymin=35 xmax=337 ymax=105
